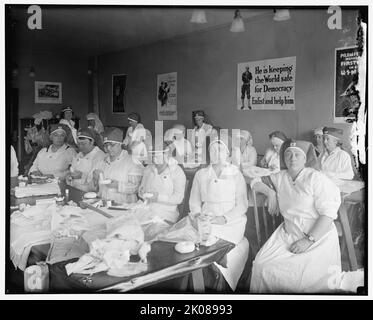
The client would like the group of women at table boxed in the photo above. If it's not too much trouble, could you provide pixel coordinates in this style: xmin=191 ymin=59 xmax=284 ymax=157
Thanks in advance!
xmin=11 ymin=107 xmax=357 ymax=293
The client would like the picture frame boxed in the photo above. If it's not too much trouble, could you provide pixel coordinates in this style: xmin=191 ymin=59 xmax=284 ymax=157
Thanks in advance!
xmin=34 ymin=81 xmax=62 ymax=104
xmin=112 ymin=74 xmax=127 ymax=114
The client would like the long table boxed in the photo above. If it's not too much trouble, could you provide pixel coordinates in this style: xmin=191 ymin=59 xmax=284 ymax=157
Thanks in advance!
xmin=10 ymin=181 xmax=234 ymax=293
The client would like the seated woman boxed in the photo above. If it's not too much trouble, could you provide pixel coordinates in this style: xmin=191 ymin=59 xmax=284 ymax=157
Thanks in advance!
xmin=250 ymin=140 xmax=342 ymax=293
xmin=59 ymin=106 xmax=78 ymax=148
xmin=260 ymin=131 xmax=287 ymax=173
xmin=168 ymin=124 xmax=193 ymax=166
xmin=29 ymin=124 xmax=76 ymax=179
xmin=138 ymin=142 xmax=187 ymax=224
xmin=243 ymin=130 xmax=287 ymax=179
xmin=66 ymin=128 xmax=106 ymax=192
xmin=189 ymin=139 xmax=249 ymax=292
xmin=11 ymin=145 xmax=19 ymax=178
xmin=313 ymin=127 xmax=325 ymax=157
xmin=319 ymin=127 xmax=354 ymax=180
xmin=92 ymin=127 xmax=144 ymax=203
xmin=231 ymin=130 xmax=257 ymax=170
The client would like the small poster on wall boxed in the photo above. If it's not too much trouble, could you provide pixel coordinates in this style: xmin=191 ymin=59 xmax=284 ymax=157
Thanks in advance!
xmin=112 ymin=74 xmax=127 ymax=114
xmin=35 ymin=81 xmax=62 ymax=104
xmin=334 ymin=46 xmax=359 ymax=123
xmin=237 ymin=56 xmax=296 ymax=110
xmin=157 ymin=72 xmax=177 ymax=120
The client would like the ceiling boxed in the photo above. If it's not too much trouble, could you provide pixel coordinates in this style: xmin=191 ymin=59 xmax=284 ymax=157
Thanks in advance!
xmin=9 ymin=6 xmax=273 ymax=56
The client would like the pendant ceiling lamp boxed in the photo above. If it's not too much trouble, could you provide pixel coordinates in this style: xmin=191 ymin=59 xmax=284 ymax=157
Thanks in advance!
xmin=230 ymin=10 xmax=245 ymax=32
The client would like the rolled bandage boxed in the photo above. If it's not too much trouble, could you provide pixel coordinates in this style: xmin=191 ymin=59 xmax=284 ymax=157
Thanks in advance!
xmin=84 ymin=192 xmax=97 ymax=199
xmin=175 ymin=241 xmax=195 ymax=254
xmin=142 ymin=192 xmax=154 ymax=199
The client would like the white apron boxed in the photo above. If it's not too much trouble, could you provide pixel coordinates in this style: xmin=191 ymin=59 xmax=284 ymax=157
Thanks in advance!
xmin=203 ymin=173 xmax=249 ymax=291
xmin=69 ymin=147 xmax=105 ymax=192
xmin=250 ymin=168 xmax=342 ymax=293
xmin=143 ymin=167 xmax=180 ymax=223
xmin=99 ymin=152 xmax=142 ymax=204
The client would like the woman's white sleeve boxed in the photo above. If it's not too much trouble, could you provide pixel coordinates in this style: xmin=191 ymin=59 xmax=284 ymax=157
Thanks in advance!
xmin=223 ymin=172 xmax=248 ymax=223
xmin=312 ymin=173 xmax=341 ymax=220
xmin=188 ymin=171 xmax=202 ymax=215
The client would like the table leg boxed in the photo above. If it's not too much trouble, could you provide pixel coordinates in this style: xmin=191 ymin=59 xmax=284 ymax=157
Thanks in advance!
xmin=191 ymin=269 xmax=205 ymax=293
xmin=180 ymin=275 xmax=189 ymax=291
xmin=339 ymin=204 xmax=358 ymax=271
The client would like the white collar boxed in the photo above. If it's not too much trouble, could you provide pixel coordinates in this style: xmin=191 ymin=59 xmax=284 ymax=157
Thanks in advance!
xmin=79 ymin=146 xmax=98 ymax=159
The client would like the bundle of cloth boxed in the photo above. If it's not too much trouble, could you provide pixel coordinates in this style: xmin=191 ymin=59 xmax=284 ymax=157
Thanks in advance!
xmin=14 ymin=181 xmax=61 ymax=198
xmin=11 ymin=203 xmax=56 ymax=270
xmin=65 ymin=216 xmax=151 ymax=277
xmin=10 ymin=203 xmax=108 ymax=270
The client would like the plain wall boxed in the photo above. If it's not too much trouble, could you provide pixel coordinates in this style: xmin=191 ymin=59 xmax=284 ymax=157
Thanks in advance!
xmin=98 ymin=9 xmax=358 ymax=155
xmin=13 ymin=50 xmax=90 ymax=125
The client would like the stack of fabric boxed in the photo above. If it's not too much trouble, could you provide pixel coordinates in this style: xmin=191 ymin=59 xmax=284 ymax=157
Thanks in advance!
xmin=14 ymin=181 xmax=61 ymax=198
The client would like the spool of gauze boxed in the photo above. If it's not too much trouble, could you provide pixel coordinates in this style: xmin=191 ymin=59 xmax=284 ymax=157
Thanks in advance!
xmin=84 ymin=192 xmax=97 ymax=199
xmin=100 ymin=179 xmax=112 ymax=185
xmin=142 ymin=192 xmax=154 ymax=198
xmin=175 ymin=241 xmax=195 ymax=254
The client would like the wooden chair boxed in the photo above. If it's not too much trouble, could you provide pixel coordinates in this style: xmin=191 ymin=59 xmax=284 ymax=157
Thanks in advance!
xmin=177 ymin=178 xmax=191 ymax=220
xmin=336 ymin=197 xmax=363 ymax=271
xmin=250 ymin=188 xmax=283 ymax=249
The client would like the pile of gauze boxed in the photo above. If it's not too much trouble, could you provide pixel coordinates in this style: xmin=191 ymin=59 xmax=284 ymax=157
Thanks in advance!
xmin=65 ymin=216 xmax=151 ymax=277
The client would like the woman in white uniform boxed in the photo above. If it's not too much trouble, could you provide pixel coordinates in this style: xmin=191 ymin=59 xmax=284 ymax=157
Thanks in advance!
xmin=29 ymin=124 xmax=76 ymax=179
xmin=138 ymin=142 xmax=187 ymax=224
xmin=123 ymin=113 xmax=150 ymax=162
xmin=86 ymin=112 xmax=104 ymax=135
xmin=189 ymin=139 xmax=249 ymax=291
xmin=190 ymin=110 xmax=213 ymax=166
xmin=260 ymin=131 xmax=288 ymax=174
xmin=168 ymin=124 xmax=193 ymax=166
xmin=66 ymin=128 xmax=106 ymax=192
xmin=319 ymin=127 xmax=354 ymax=180
xmin=11 ymin=145 xmax=19 ymax=178
xmin=59 ymin=106 xmax=78 ymax=148
xmin=313 ymin=127 xmax=325 ymax=158
xmin=231 ymin=130 xmax=257 ymax=170
xmin=86 ymin=112 xmax=105 ymax=151
xmin=92 ymin=127 xmax=144 ymax=203
xmin=250 ymin=139 xmax=342 ymax=293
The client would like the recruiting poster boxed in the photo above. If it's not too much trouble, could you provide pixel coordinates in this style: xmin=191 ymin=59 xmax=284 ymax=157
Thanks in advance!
xmin=112 ymin=74 xmax=127 ymax=114
xmin=334 ymin=46 xmax=359 ymax=123
xmin=157 ymin=72 xmax=177 ymax=120
xmin=237 ymin=56 xmax=296 ymax=110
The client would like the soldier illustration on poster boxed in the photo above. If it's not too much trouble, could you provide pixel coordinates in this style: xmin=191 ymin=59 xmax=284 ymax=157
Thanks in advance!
xmin=241 ymin=66 xmax=253 ymax=110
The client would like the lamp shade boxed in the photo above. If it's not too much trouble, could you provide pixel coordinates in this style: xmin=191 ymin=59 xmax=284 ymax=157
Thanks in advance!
xmin=273 ymin=9 xmax=291 ymax=21
xmin=230 ymin=10 xmax=245 ymax=32
xmin=190 ymin=10 xmax=207 ymax=23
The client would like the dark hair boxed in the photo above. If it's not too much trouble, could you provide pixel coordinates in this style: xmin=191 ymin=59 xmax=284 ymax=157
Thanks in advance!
xmin=60 ymin=110 xmax=74 ymax=120
xmin=128 ymin=112 xmax=141 ymax=124
xmin=269 ymin=131 xmax=288 ymax=142
xmin=192 ymin=110 xmax=211 ymax=127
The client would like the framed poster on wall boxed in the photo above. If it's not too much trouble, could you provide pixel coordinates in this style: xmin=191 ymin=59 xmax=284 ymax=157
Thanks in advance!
xmin=112 ymin=74 xmax=127 ymax=114
xmin=334 ymin=46 xmax=359 ymax=123
xmin=35 ymin=81 xmax=62 ymax=104
xmin=237 ymin=56 xmax=296 ymax=110
xmin=157 ymin=72 xmax=177 ymax=120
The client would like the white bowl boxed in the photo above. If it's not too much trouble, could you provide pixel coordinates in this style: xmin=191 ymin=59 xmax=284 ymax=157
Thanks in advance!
xmin=175 ymin=241 xmax=195 ymax=254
